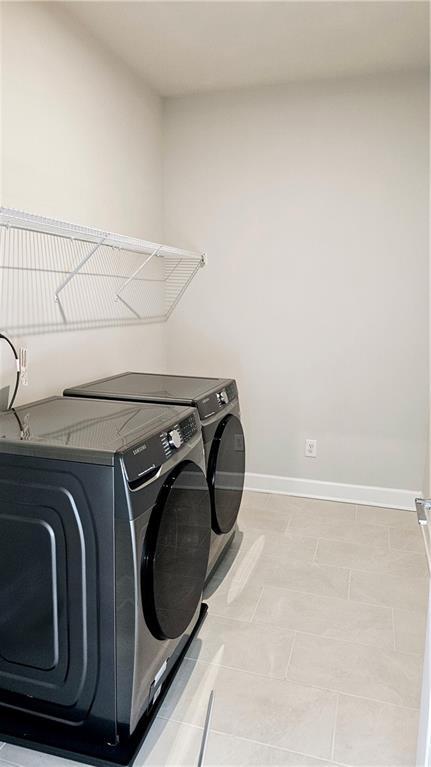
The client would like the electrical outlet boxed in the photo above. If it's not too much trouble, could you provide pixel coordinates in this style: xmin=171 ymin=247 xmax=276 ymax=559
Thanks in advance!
xmin=305 ymin=438 xmax=317 ymax=458
xmin=19 ymin=347 xmax=28 ymax=386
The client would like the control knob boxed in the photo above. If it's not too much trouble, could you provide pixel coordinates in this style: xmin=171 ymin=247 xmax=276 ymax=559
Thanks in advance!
xmin=167 ymin=428 xmax=182 ymax=449
xmin=217 ymin=390 xmax=228 ymax=406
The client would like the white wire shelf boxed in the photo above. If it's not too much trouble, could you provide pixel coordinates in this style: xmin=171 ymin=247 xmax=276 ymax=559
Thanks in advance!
xmin=0 ymin=207 xmax=206 ymax=336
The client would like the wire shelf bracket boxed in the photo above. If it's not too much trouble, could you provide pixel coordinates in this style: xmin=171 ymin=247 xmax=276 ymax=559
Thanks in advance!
xmin=0 ymin=208 xmax=206 ymax=336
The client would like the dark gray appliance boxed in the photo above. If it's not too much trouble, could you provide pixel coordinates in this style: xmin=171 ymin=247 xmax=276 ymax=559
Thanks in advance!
xmin=65 ymin=373 xmax=245 ymax=579
xmin=0 ymin=396 xmax=210 ymax=765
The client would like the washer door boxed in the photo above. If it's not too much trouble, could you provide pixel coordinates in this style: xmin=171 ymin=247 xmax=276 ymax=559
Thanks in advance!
xmin=141 ymin=460 xmax=211 ymax=640
xmin=208 ymin=414 xmax=246 ymax=535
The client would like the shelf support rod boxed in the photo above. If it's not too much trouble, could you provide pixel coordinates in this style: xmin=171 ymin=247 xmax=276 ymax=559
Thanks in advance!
xmin=54 ymin=236 xmax=107 ymax=301
xmin=115 ymin=245 xmax=161 ymax=301
xmin=166 ymin=261 xmax=202 ymax=320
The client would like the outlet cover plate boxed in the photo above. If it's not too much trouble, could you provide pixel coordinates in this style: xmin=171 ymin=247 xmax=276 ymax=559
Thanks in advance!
xmin=305 ymin=438 xmax=317 ymax=458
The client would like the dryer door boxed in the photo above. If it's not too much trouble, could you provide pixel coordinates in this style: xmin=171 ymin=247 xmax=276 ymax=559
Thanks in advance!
xmin=141 ymin=460 xmax=211 ymax=640
xmin=208 ymin=414 xmax=246 ymax=534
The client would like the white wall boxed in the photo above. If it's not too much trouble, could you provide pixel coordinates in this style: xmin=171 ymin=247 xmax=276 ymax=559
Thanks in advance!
xmin=163 ymin=73 xmax=429 ymax=496
xmin=0 ymin=7 xmax=427 ymax=501
xmin=0 ymin=2 xmax=166 ymax=405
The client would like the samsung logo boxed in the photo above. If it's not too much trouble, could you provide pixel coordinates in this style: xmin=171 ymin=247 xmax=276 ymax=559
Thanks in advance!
xmin=132 ymin=443 xmax=147 ymax=456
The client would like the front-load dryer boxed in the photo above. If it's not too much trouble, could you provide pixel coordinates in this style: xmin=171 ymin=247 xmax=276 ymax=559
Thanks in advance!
xmin=0 ymin=396 xmax=210 ymax=764
xmin=65 ymin=373 xmax=245 ymax=580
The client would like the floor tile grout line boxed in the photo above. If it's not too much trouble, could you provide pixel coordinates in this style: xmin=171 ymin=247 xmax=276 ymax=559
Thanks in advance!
xmin=155 ymin=714 xmax=204 ymax=730
xmin=243 ymin=498 xmax=414 ymax=520
xmin=155 ymin=711 xmax=405 ymax=767
xmin=390 ymin=545 xmax=425 ymax=555
xmin=247 ymin=586 xmax=264 ymax=623
xmin=243 ymin=581 xmax=394 ymax=610
xmin=341 ymin=563 xmax=428 ymax=579
xmin=183 ymin=657 xmax=293 ymax=682
xmin=391 ymin=606 xmax=397 ymax=652
xmin=206 ymin=610 xmax=257 ymax=625
xmin=347 ymin=592 xmax=428 ymax=612
xmin=186 ymin=657 xmax=421 ymax=712
xmin=284 ymin=511 xmax=294 ymax=532
xmin=208 ymin=726 xmax=349 ymax=766
xmin=210 ymin=577 xmax=425 ymax=616
xmin=237 ymin=529 xmax=426 ymax=578
xmin=346 ymin=568 xmax=352 ymax=600
xmin=330 ymin=693 xmax=340 ymax=762
xmin=283 ymin=672 xmax=420 ymax=711
xmin=387 ymin=525 xmax=392 ymax=551
xmin=156 ymin=714 xmax=350 ymax=767
xmin=284 ymin=630 xmax=297 ymax=677
xmin=210 ymin=578 xmax=427 ymax=622
xmin=195 ymin=620 xmax=420 ymax=657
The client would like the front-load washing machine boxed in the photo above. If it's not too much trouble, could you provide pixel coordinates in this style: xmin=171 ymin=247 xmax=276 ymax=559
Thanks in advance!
xmin=0 ymin=396 xmax=210 ymax=765
xmin=65 ymin=373 xmax=246 ymax=579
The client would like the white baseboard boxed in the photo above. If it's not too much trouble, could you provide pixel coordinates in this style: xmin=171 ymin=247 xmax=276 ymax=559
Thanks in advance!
xmin=244 ymin=472 xmax=420 ymax=511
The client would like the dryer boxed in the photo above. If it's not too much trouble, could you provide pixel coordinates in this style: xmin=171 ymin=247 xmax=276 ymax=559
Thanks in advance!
xmin=65 ymin=373 xmax=245 ymax=579
xmin=0 ymin=396 xmax=210 ymax=764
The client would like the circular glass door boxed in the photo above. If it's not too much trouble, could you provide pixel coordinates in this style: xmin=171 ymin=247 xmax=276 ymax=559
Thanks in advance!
xmin=208 ymin=415 xmax=246 ymax=535
xmin=141 ymin=460 xmax=211 ymax=640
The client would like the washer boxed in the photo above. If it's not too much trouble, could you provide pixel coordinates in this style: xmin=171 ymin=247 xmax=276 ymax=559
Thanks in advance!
xmin=65 ymin=373 xmax=246 ymax=579
xmin=0 ymin=396 xmax=210 ymax=761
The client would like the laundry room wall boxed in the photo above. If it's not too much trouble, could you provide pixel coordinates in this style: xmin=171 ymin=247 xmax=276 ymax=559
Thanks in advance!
xmin=163 ymin=72 xmax=429 ymax=505
xmin=0 ymin=2 xmax=166 ymax=406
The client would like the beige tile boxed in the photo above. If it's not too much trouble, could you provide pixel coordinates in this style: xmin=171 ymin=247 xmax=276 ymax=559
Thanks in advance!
xmin=289 ymin=513 xmax=389 ymax=548
xmin=390 ymin=525 xmax=424 ymax=553
xmin=186 ymin=614 xmax=294 ymax=678
xmin=0 ymin=744 xmax=80 ymax=766
xmin=203 ymin=575 xmax=263 ymax=621
xmin=240 ymin=490 xmax=270 ymax=510
xmin=356 ymin=505 xmax=417 ymax=528
xmin=350 ymin=569 xmax=429 ymax=611
xmin=214 ymin=529 xmax=318 ymax=583
xmin=239 ymin=506 xmax=291 ymax=533
xmin=249 ymin=558 xmax=350 ymax=599
xmin=265 ymin=492 xmax=300 ymax=512
xmin=254 ymin=586 xmax=395 ymax=649
xmin=316 ymin=537 xmax=427 ymax=576
xmin=159 ymin=659 xmax=337 ymax=760
xmin=135 ymin=718 xmax=202 ymax=766
xmin=394 ymin=607 xmax=427 ymax=656
xmin=205 ymin=731 xmax=339 ymax=766
xmin=287 ymin=633 xmax=422 ymax=707
xmin=208 ymin=529 xmax=260 ymax=582
xmin=334 ymin=694 xmax=419 ymax=766
xmin=283 ymin=497 xmax=356 ymax=524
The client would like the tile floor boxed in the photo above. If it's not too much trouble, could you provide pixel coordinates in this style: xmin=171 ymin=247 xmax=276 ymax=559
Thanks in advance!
xmin=0 ymin=493 xmax=428 ymax=766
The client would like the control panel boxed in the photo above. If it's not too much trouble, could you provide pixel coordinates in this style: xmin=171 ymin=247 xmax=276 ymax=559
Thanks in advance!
xmin=198 ymin=381 xmax=238 ymax=419
xmin=225 ymin=381 xmax=237 ymax=402
xmin=217 ymin=389 xmax=228 ymax=406
xmin=161 ymin=413 xmax=199 ymax=459
xmin=123 ymin=412 xmax=199 ymax=484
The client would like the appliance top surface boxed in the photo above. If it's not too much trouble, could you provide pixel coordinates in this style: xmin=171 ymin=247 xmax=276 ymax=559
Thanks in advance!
xmin=0 ymin=396 xmax=194 ymax=464
xmin=66 ymin=372 xmax=232 ymax=404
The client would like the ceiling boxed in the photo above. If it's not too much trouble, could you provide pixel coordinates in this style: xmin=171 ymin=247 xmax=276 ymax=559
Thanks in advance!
xmin=65 ymin=1 xmax=429 ymax=97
